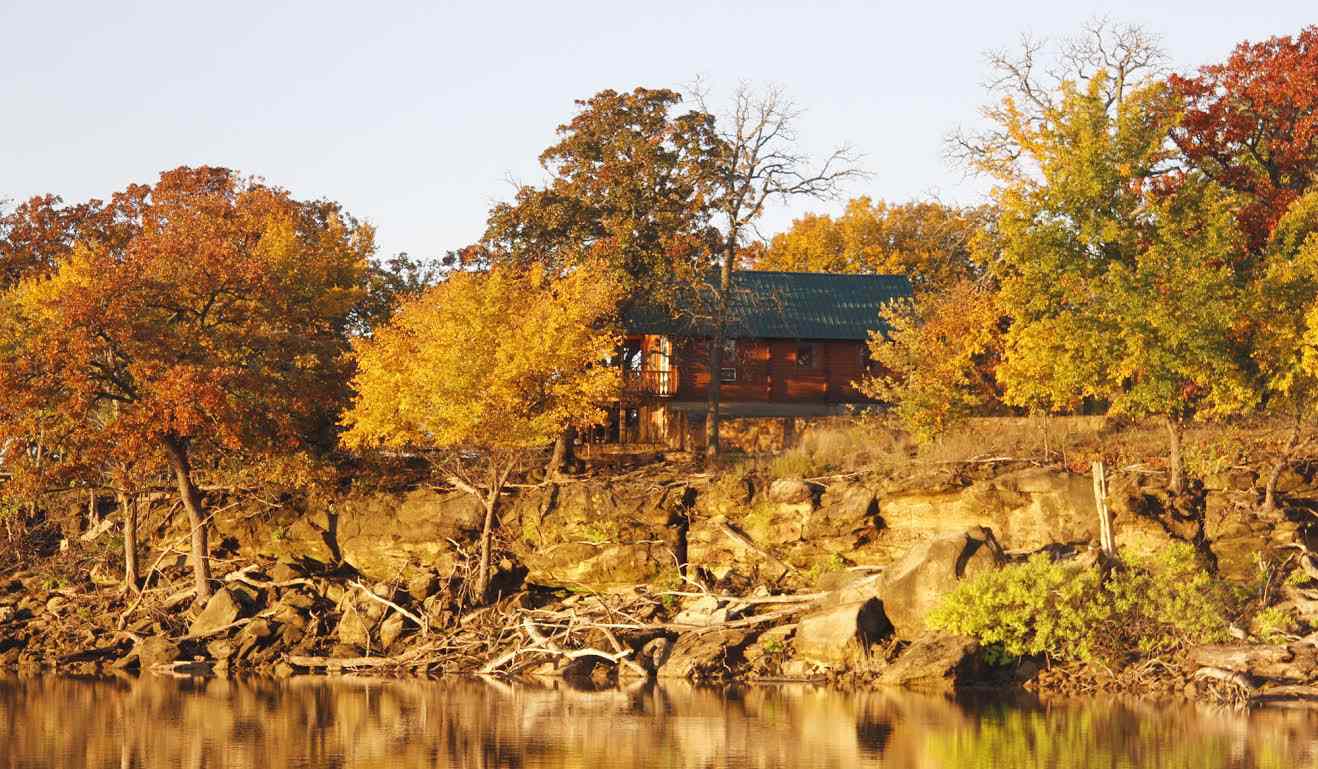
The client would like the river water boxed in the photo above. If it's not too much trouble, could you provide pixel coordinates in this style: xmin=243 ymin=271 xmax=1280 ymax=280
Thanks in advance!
xmin=1 ymin=676 xmax=1315 ymax=768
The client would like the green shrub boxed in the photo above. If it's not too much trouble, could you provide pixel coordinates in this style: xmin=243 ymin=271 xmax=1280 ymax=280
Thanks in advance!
xmin=1251 ymin=605 xmax=1299 ymax=643
xmin=929 ymin=543 xmax=1229 ymax=665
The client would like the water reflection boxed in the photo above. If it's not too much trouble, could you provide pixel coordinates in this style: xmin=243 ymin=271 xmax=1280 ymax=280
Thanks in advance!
xmin=1 ymin=675 xmax=1315 ymax=768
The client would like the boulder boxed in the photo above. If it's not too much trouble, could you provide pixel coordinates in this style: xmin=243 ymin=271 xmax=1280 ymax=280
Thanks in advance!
xmin=768 ymin=479 xmax=813 ymax=505
xmin=793 ymin=598 xmax=892 ymax=664
xmin=189 ymin=587 xmax=249 ymax=637
xmin=256 ymin=488 xmax=482 ymax=582
xmin=505 ymin=480 xmax=689 ymax=588
xmin=379 ymin=613 xmax=406 ymax=651
xmin=876 ymin=527 xmax=1003 ymax=638
xmin=134 ymin=636 xmax=180 ymax=670
xmin=336 ymin=607 xmax=371 ymax=648
xmin=876 ymin=467 xmax=1097 ymax=557
xmin=879 ymin=633 xmax=982 ymax=691
xmin=658 ymin=629 xmax=751 ymax=680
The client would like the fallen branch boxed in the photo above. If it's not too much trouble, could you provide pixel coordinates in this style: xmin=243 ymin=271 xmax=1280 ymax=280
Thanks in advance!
xmin=656 ymin=590 xmax=831 ymax=605
xmin=712 ymin=518 xmax=797 ymax=577
xmin=178 ymin=609 xmax=276 ymax=641
xmin=287 ymin=654 xmax=407 ymax=669
xmin=1194 ymin=666 xmax=1257 ymax=693
xmin=351 ymin=580 xmax=430 ymax=636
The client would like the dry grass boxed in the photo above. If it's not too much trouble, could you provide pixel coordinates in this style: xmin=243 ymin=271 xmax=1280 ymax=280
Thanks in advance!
xmin=713 ymin=412 xmax=1318 ymax=489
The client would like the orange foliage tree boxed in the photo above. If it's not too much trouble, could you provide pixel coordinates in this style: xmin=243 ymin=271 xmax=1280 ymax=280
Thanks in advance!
xmin=0 ymin=167 xmax=373 ymax=600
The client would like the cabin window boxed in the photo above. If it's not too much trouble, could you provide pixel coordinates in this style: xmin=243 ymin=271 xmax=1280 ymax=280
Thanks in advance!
xmin=796 ymin=343 xmax=816 ymax=369
xmin=721 ymin=338 xmax=737 ymax=363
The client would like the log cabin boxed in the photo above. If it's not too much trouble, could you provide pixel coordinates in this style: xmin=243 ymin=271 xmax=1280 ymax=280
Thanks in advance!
xmin=616 ymin=270 xmax=913 ymax=449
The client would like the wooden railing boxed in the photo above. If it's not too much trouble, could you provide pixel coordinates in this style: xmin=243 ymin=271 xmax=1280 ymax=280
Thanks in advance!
xmin=622 ymin=368 xmax=676 ymax=398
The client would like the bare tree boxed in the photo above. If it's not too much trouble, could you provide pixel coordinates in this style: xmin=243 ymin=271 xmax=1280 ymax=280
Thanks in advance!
xmin=689 ymin=82 xmax=865 ymax=458
xmin=947 ymin=18 xmax=1168 ymax=177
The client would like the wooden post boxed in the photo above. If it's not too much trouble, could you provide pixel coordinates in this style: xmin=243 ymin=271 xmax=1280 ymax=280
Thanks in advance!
xmin=1092 ymin=460 xmax=1116 ymax=559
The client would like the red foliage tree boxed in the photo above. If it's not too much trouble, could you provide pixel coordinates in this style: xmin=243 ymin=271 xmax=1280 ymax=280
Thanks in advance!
xmin=1171 ymin=26 xmax=1318 ymax=249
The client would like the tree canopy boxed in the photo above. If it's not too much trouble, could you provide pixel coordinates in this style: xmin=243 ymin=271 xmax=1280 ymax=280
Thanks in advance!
xmin=341 ymin=263 xmax=622 ymax=597
xmin=0 ymin=166 xmax=374 ymax=598
xmin=1171 ymin=25 xmax=1318 ymax=250
xmin=758 ymin=197 xmax=989 ymax=295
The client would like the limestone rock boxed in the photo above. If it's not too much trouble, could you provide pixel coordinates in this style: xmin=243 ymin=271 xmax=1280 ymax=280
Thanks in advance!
xmin=379 ymin=613 xmax=406 ymax=651
xmin=134 ymin=636 xmax=180 ymax=670
xmin=877 ymin=468 xmax=1096 ymax=557
xmin=189 ymin=588 xmax=248 ymax=637
xmin=793 ymin=598 xmax=892 ymax=664
xmin=768 ymin=479 xmax=813 ymax=505
xmin=505 ymin=480 xmax=689 ymax=588
xmin=638 ymin=637 xmax=674 ymax=673
xmin=658 ymin=629 xmax=751 ymax=680
xmin=879 ymin=633 xmax=982 ymax=691
xmin=877 ymin=528 xmax=1003 ymax=638
xmin=336 ymin=607 xmax=371 ymax=648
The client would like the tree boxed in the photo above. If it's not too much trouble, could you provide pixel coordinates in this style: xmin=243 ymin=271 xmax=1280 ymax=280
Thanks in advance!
xmin=341 ymin=265 xmax=621 ymax=600
xmin=691 ymin=83 xmax=863 ymax=458
xmin=758 ymin=197 xmax=990 ymax=294
xmin=857 ymin=279 xmax=1002 ymax=442
xmin=1171 ymin=26 xmax=1318 ymax=251
xmin=349 ymin=251 xmax=446 ymax=336
xmin=1250 ymin=191 xmax=1318 ymax=511
xmin=483 ymin=87 xmax=719 ymax=299
xmin=0 ymin=167 xmax=372 ymax=600
xmin=960 ymin=23 xmax=1253 ymax=492
xmin=482 ymin=87 xmax=720 ymax=474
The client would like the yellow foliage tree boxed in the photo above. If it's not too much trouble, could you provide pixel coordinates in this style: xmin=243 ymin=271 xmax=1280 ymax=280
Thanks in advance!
xmin=758 ymin=197 xmax=989 ymax=295
xmin=857 ymin=279 xmax=1002 ymax=442
xmin=340 ymin=265 xmax=622 ymax=599
xmin=1251 ymin=191 xmax=1318 ymax=511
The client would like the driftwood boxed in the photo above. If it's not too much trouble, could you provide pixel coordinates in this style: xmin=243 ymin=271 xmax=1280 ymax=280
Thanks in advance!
xmin=1189 ymin=643 xmax=1317 ymax=682
xmin=479 ymin=617 xmax=641 ymax=675
xmin=288 ymin=654 xmax=405 ymax=669
xmin=178 ymin=609 xmax=277 ymax=641
xmin=712 ymin=518 xmax=797 ymax=577
xmin=1193 ymin=666 xmax=1257 ymax=693
xmin=1252 ymin=684 xmax=1318 ymax=708
xmin=350 ymin=580 xmax=430 ymax=636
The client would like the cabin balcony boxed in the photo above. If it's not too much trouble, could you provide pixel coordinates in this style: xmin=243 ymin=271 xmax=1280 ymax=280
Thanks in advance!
xmin=622 ymin=368 xmax=676 ymax=398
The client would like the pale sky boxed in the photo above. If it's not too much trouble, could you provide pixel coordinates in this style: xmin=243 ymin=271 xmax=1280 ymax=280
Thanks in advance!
xmin=2 ymin=1 xmax=1313 ymax=259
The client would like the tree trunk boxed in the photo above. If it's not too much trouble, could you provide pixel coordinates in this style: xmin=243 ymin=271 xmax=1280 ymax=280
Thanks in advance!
xmin=705 ymin=330 xmax=723 ymax=460
xmin=1263 ymin=419 xmax=1303 ymax=514
xmin=546 ymin=425 xmax=576 ymax=480
xmin=163 ymin=437 xmax=212 ymax=602
xmin=1167 ymin=416 xmax=1184 ymax=494
xmin=474 ymin=491 xmax=498 ymax=602
xmin=120 ymin=491 xmax=139 ymax=591
xmin=705 ymin=238 xmax=735 ymax=460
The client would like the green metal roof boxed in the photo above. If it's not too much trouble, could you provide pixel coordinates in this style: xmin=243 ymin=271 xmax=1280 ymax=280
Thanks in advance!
xmin=624 ymin=270 xmax=913 ymax=341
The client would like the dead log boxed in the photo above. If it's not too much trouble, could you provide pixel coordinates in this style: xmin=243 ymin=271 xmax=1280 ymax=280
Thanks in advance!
xmin=288 ymin=655 xmax=404 ymax=669
xmin=1193 ymin=666 xmax=1256 ymax=693
xmin=1190 ymin=643 xmax=1318 ymax=683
